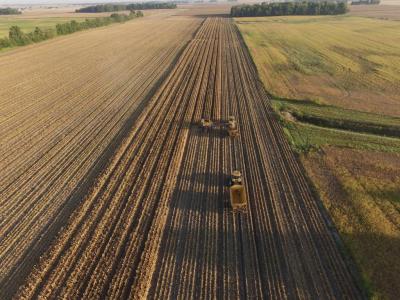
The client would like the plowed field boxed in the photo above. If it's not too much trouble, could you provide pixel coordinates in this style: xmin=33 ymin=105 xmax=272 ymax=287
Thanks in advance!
xmin=7 ymin=17 xmax=365 ymax=299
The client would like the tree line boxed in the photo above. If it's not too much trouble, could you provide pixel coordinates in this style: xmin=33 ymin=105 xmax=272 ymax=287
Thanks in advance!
xmin=351 ymin=0 xmax=380 ymax=5
xmin=56 ymin=11 xmax=143 ymax=35
xmin=0 ymin=11 xmax=143 ymax=50
xmin=231 ymin=1 xmax=348 ymax=17
xmin=0 ymin=7 xmax=21 ymax=15
xmin=76 ymin=2 xmax=177 ymax=13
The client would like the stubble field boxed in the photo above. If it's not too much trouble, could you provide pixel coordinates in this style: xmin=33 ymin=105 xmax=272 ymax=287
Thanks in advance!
xmin=349 ymin=4 xmax=400 ymax=20
xmin=235 ymin=12 xmax=400 ymax=299
xmin=0 ymin=12 xmax=201 ymax=297
xmin=0 ymin=12 xmax=365 ymax=299
xmin=15 ymin=17 xmax=363 ymax=299
xmin=303 ymin=147 xmax=400 ymax=300
xmin=236 ymin=15 xmax=400 ymax=116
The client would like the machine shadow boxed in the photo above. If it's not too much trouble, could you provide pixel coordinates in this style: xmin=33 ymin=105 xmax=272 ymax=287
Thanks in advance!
xmin=149 ymin=210 xmax=380 ymax=299
xmin=179 ymin=120 xmax=232 ymax=138
xmin=167 ymin=168 xmax=231 ymax=213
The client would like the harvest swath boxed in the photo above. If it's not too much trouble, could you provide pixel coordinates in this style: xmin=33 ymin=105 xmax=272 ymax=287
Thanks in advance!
xmin=7 ymin=18 xmax=364 ymax=298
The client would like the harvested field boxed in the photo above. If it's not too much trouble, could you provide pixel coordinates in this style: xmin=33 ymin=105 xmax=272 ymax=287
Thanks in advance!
xmin=0 ymin=14 xmax=201 ymax=297
xmin=236 ymin=15 xmax=400 ymax=116
xmin=350 ymin=4 xmax=400 ymax=20
xmin=12 ymin=17 xmax=364 ymax=299
xmin=302 ymin=147 xmax=400 ymax=299
xmin=236 ymin=11 xmax=400 ymax=298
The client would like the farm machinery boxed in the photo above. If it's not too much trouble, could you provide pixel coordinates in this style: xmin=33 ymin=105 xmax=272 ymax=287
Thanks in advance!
xmin=200 ymin=118 xmax=213 ymax=131
xmin=199 ymin=116 xmax=239 ymax=137
xmin=229 ymin=170 xmax=247 ymax=212
xmin=227 ymin=116 xmax=239 ymax=137
xmin=199 ymin=116 xmax=246 ymax=212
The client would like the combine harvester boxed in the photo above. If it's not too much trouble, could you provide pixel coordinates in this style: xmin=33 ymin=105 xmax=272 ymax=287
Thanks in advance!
xmin=199 ymin=116 xmax=239 ymax=137
xmin=229 ymin=170 xmax=247 ymax=212
xmin=200 ymin=118 xmax=213 ymax=131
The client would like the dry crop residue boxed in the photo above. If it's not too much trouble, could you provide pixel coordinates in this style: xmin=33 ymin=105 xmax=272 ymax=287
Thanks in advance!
xmin=302 ymin=147 xmax=400 ymax=299
xmin=15 ymin=18 xmax=364 ymax=299
xmin=0 ymin=14 xmax=201 ymax=297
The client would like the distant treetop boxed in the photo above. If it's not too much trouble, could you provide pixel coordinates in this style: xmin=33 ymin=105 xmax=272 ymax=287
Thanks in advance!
xmin=0 ymin=7 xmax=22 ymax=15
xmin=351 ymin=0 xmax=380 ymax=5
xmin=231 ymin=1 xmax=348 ymax=17
xmin=76 ymin=2 xmax=177 ymax=13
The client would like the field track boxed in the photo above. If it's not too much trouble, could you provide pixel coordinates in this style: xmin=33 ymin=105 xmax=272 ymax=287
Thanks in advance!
xmin=12 ymin=17 xmax=365 ymax=299
xmin=0 ymin=14 xmax=201 ymax=297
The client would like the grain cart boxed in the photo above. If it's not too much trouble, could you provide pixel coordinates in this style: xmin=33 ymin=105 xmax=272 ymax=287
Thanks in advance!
xmin=227 ymin=116 xmax=239 ymax=137
xmin=200 ymin=118 xmax=213 ymax=131
xmin=229 ymin=170 xmax=247 ymax=211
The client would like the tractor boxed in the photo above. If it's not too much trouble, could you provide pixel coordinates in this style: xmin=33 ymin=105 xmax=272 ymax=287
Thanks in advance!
xmin=200 ymin=118 xmax=213 ymax=131
xmin=227 ymin=115 xmax=239 ymax=137
xmin=229 ymin=170 xmax=247 ymax=212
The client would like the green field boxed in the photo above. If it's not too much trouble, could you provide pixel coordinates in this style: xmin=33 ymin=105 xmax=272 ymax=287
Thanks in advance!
xmin=271 ymin=97 xmax=400 ymax=153
xmin=281 ymin=118 xmax=400 ymax=153
xmin=0 ymin=16 xmax=95 ymax=38
xmin=236 ymin=15 xmax=400 ymax=116
xmin=273 ymin=99 xmax=400 ymax=132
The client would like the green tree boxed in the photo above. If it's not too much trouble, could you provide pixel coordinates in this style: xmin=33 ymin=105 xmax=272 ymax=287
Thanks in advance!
xmin=9 ymin=26 xmax=31 ymax=46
